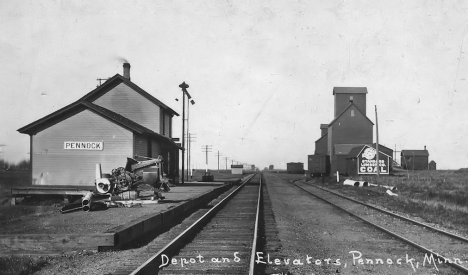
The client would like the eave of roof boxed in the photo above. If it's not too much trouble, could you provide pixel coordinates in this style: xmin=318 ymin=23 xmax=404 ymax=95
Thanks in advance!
xmin=333 ymin=87 xmax=368 ymax=95
xmin=18 ymin=73 xmax=180 ymax=135
xmin=328 ymin=102 xmax=374 ymax=127
xmin=347 ymin=144 xmax=392 ymax=159
xmin=17 ymin=101 xmax=83 ymax=134
xmin=17 ymin=101 xmax=181 ymax=149
xmin=347 ymin=145 xmax=366 ymax=158
xmin=371 ymin=143 xmax=393 ymax=151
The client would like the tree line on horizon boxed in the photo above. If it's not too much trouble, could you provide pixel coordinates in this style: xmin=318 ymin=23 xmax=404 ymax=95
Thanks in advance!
xmin=0 ymin=159 xmax=30 ymax=171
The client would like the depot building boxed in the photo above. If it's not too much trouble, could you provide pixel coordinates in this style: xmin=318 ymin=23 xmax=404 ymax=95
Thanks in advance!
xmin=18 ymin=63 xmax=181 ymax=186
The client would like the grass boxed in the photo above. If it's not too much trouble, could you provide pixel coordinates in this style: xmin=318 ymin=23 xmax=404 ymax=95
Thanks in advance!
xmin=311 ymin=170 xmax=468 ymax=235
xmin=0 ymin=255 xmax=51 ymax=275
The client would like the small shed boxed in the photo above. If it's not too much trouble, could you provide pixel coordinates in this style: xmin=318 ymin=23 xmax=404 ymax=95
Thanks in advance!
xmin=269 ymin=165 xmax=274 ymax=170
xmin=287 ymin=162 xmax=304 ymax=174
xmin=429 ymin=160 xmax=437 ymax=170
xmin=346 ymin=145 xmax=391 ymax=176
xmin=401 ymin=148 xmax=429 ymax=170
xmin=231 ymin=165 xmax=243 ymax=175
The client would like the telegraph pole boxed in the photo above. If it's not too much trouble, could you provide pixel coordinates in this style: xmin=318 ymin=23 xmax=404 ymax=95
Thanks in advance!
xmin=224 ymin=157 xmax=229 ymax=170
xmin=186 ymin=133 xmax=196 ymax=180
xmin=201 ymin=145 xmax=212 ymax=175
xmin=215 ymin=151 xmax=222 ymax=173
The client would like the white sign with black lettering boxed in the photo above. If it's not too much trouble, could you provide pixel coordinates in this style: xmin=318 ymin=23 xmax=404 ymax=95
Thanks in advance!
xmin=64 ymin=142 xmax=103 ymax=150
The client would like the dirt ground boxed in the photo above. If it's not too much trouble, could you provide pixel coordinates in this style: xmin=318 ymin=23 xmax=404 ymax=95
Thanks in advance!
xmin=264 ymin=172 xmax=457 ymax=274
xmin=3 ymin=171 xmax=464 ymax=274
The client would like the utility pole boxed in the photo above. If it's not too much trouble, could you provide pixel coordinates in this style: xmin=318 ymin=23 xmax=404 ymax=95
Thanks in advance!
xmin=375 ymin=105 xmax=380 ymax=181
xmin=186 ymin=133 xmax=196 ymax=180
xmin=224 ymin=157 xmax=229 ymax=170
xmin=215 ymin=151 xmax=222 ymax=173
xmin=201 ymin=145 xmax=212 ymax=175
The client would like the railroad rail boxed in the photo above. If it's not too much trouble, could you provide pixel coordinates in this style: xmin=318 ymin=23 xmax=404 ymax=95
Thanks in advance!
xmin=291 ymin=179 xmax=468 ymax=274
xmin=129 ymin=173 xmax=262 ymax=275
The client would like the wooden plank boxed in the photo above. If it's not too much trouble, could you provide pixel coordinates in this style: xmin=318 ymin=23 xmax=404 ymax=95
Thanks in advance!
xmin=11 ymin=185 xmax=95 ymax=196
xmin=0 ymin=233 xmax=114 ymax=255
xmin=11 ymin=189 xmax=92 ymax=196
xmin=142 ymin=213 xmax=163 ymax=234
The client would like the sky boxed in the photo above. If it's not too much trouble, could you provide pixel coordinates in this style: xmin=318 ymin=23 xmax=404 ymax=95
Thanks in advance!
xmin=1 ymin=0 xmax=468 ymax=170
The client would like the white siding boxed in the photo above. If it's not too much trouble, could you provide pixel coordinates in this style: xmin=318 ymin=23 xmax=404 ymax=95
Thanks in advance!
xmin=93 ymin=82 xmax=161 ymax=133
xmin=151 ymin=139 xmax=162 ymax=158
xmin=164 ymin=113 xmax=171 ymax=138
xmin=134 ymin=134 xmax=149 ymax=157
xmin=32 ymin=110 xmax=133 ymax=186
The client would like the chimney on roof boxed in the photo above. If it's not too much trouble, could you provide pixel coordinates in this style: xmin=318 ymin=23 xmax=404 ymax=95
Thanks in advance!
xmin=123 ymin=63 xmax=131 ymax=80
xmin=424 ymin=145 xmax=426 ymax=150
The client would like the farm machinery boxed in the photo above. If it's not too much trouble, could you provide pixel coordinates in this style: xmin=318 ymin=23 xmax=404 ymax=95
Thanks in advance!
xmin=95 ymin=155 xmax=170 ymax=196
xmin=61 ymin=155 xmax=171 ymax=213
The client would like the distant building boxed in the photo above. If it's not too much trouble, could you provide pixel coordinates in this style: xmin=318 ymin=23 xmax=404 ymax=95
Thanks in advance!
xmin=269 ymin=165 xmax=274 ymax=170
xmin=401 ymin=147 xmax=429 ymax=170
xmin=429 ymin=160 xmax=437 ymax=170
xmin=287 ymin=162 xmax=304 ymax=174
xmin=231 ymin=165 xmax=243 ymax=175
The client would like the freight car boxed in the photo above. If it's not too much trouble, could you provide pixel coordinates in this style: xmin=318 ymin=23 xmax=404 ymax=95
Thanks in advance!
xmin=308 ymin=155 xmax=330 ymax=177
xmin=286 ymin=162 xmax=304 ymax=174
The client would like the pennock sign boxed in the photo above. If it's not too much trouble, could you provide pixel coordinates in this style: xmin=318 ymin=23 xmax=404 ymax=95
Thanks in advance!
xmin=64 ymin=142 xmax=103 ymax=150
xmin=358 ymin=147 xmax=390 ymax=175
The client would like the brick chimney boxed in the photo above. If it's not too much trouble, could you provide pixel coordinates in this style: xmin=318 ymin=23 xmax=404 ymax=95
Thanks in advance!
xmin=123 ymin=63 xmax=131 ymax=80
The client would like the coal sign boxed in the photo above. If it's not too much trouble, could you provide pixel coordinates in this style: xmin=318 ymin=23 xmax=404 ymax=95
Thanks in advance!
xmin=358 ymin=147 xmax=389 ymax=175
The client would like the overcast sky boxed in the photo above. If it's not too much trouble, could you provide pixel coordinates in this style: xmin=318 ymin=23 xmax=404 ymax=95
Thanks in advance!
xmin=1 ymin=0 xmax=467 ymax=170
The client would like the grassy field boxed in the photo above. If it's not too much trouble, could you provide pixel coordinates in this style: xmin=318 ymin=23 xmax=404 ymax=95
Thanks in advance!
xmin=298 ymin=169 xmax=468 ymax=236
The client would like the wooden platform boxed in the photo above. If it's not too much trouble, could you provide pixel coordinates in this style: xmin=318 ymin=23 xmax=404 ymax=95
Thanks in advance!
xmin=11 ymin=185 xmax=95 ymax=196
xmin=1 ymin=182 xmax=234 ymax=255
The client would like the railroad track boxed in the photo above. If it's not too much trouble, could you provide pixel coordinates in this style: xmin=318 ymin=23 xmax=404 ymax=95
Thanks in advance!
xmin=291 ymin=179 xmax=468 ymax=274
xmin=125 ymin=173 xmax=263 ymax=275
